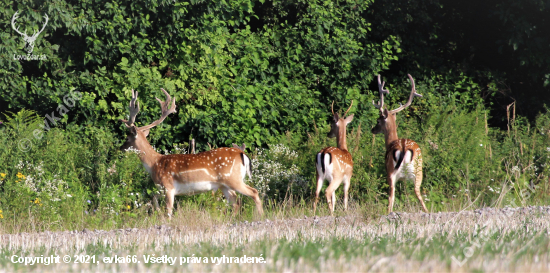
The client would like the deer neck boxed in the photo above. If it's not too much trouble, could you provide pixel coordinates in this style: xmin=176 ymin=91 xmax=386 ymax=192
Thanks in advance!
xmin=136 ymin=141 xmax=162 ymax=175
xmin=336 ymin=125 xmax=348 ymax=151
xmin=384 ymin=120 xmax=399 ymax=150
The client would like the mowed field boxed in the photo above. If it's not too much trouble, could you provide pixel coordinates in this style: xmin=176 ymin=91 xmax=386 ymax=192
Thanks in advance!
xmin=1 ymin=205 xmax=550 ymax=272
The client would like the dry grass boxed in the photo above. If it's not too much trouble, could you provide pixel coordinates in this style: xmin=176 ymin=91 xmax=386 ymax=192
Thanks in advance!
xmin=1 ymin=203 xmax=550 ymax=272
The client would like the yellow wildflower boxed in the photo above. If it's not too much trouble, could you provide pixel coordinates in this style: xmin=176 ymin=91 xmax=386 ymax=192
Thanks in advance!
xmin=127 ymin=205 xmax=131 ymax=209
xmin=16 ymin=172 xmax=25 ymax=179
xmin=0 ymin=209 xmax=3 ymax=219
xmin=0 ymin=173 xmax=6 ymax=179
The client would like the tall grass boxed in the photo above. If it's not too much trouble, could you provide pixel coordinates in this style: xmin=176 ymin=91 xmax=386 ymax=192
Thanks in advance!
xmin=0 ymin=105 xmax=549 ymax=233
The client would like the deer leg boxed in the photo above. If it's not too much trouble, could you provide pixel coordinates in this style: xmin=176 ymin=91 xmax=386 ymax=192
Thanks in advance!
xmin=325 ymin=178 xmax=342 ymax=214
xmin=152 ymin=194 xmax=160 ymax=211
xmin=413 ymin=160 xmax=428 ymax=213
xmin=388 ymin=176 xmax=396 ymax=213
xmin=232 ymin=183 xmax=263 ymax=216
xmin=343 ymin=176 xmax=351 ymax=211
xmin=222 ymin=187 xmax=239 ymax=214
xmin=314 ymin=171 xmax=324 ymax=214
xmin=165 ymin=188 xmax=176 ymax=219
xmin=152 ymin=184 xmax=165 ymax=212
xmin=331 ymin=191 xmax=336 ymax=212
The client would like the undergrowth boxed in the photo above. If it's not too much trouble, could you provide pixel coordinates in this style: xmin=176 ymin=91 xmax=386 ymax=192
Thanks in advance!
xmin=0 ymin=105 xmax=550 ymax=233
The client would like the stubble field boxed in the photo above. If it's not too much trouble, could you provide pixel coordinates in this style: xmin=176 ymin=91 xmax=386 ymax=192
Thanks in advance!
xmin=1 ymin=205 xmax=550 ymax=272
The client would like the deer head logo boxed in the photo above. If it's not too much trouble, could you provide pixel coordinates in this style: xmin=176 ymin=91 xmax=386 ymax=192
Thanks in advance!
xmin=11 ymin=11 xmax=49 ymax=54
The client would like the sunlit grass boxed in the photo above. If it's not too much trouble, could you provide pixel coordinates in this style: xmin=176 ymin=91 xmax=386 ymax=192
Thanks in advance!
xmin=1 ymin=203 xmax=550 ymax=272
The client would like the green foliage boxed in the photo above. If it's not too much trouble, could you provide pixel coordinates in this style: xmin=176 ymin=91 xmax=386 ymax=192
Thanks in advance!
xmin=0 ymin=0 xmax=398 ymax=148
xmin=1 ymin=0 xmax=550 ymax=232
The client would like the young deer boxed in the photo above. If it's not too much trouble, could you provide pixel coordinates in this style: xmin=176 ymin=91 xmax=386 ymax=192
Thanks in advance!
xmin=119 ymin=89 xmax=263 ymax=218
xmin=371 ymin=74 xmax=428 ymax=213
xmin=314 ymin=101 xmax=354 ymax=214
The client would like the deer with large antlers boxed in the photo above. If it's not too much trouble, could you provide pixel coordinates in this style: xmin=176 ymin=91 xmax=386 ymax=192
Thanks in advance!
xmin=11 ymin=11 xmax=49 ymax=54
xmin=371 ymin=74 xmax=428 ymax=213
xmin=314 ymin=101 xmax=354 ymax=214
xmin=119 ymin=89 xmax=263 ymax=218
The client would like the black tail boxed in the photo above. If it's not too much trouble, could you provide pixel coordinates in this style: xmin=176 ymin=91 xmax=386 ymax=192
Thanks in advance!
xmin=318 ymin=152 xmax=331 ymax=173
xmin=240 ymin=153 xmax=252 ymax=178
xmin=394 ymin=147 xmax=413 ymax=170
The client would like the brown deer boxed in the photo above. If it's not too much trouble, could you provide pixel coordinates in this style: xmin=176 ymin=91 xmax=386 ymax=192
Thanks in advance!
xmin=119 ymin=89 xmax=263 ymax=218
xmin=371 ymin=74 xmax=428 ymax=213
xmin=314 ymin=101 xmax=354 ymax=214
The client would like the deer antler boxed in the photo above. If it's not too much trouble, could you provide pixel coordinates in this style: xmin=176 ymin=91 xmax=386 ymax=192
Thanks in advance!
xmin=330 ymin=100 xmax=340 ymax=121
xmin=11 ymin=11 xmax=27 ymax=37
xmin=137 ymin=88 xmax=177 ymax=132
xmin=344 ymin=100 xmax=353 ymax=117
xmin=388 ymin=74 xmax=422 ymax=114
xmin=373 ymin=74 xmax=389 ymax=109
xmin=120 ymin=89 xmax=140 ymax=128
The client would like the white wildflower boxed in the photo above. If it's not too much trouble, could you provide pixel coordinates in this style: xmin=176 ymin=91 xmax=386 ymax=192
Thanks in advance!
xmin=124 ymin=147 xmax=141 ymax=154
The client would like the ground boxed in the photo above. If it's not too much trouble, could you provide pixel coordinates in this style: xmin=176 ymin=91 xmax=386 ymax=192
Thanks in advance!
xmin=1 ymin=205 xmax=550 ymax=272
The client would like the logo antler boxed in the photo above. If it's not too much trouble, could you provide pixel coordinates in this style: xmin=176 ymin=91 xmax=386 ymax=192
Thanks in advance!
xmin=11 ymin=11 xmax=49 ymax=54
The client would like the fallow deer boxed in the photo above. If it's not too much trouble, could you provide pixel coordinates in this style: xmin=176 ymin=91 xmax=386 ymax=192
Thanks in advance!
xmin=371 ymin=74 xmax=428 ymax=213
xmin=314 ymin=101 xmax=354 ymax=214
xmin=119 ymin=89 xmax=263 ymax=218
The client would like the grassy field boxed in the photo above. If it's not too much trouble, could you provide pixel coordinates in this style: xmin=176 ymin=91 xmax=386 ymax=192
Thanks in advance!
xmin=1 ymin=109 xmax=549 ymax=272
xmin=1 ymin=203 xmax=550 ymax=272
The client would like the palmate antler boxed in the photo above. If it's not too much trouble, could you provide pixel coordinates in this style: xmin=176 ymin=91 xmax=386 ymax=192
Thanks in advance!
xmin=373 ymin=74 xmax=389 ymax=110
xmin=373 ymin=74 xmax=422 ymax=114
xmin=388 ymin=74 xmax=422 ymax=114
xmin=137 ymin=88 xmax=176 ymax=132
xmin=120 ymin=89 xmax=140 ymax=127
xmin=120 ymin=88 xmax=176 ymax=132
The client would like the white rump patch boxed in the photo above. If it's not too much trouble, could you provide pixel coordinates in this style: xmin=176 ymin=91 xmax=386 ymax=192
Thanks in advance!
xmin=315 ymin=153 xmax=334 ymax=181
xmin=242 ymin=155 xmax=250 ymax=180
xmin=393 ymin=150 xmax=416 ymax=181
xmin=323 ymin=153 xmax=333 ymax=181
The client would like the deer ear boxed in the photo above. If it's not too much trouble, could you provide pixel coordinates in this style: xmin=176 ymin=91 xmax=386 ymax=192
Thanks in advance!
xmin=129 ymin=126 xmax=138 ymax=136
xmin=382 ymin=109 xmax=389 ymax=119
xmin=141 ymin=128 xmax=150 ymax=137
xmin=333 ymin=113 xmax=339 ymax=123
xmin=344 ymin=114 xmax=354 ymax=124
xmin=232 ymin=143 xmax=246 ymax=151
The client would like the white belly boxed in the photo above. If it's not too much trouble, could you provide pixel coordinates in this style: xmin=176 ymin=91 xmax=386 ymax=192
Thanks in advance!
xmin=173 ymin=181 xmax=220 ymax=195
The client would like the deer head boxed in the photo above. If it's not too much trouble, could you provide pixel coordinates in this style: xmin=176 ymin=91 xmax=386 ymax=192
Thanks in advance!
xmin=371 ymin=74 xmax=422 ymax=137
xmin=11 ymin=11 xmax=49 ymax=54
xmin=119 ymin=89 xmax=176 ymax=153
xmin=327 ymin=100 xmax=354 ymax=150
